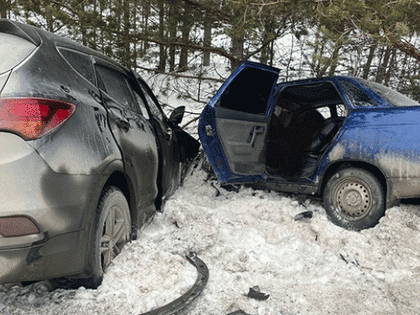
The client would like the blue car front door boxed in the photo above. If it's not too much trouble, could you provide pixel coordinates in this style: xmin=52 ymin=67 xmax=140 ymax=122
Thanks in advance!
xmin=198 ymin=61 xmax=280 ymax=182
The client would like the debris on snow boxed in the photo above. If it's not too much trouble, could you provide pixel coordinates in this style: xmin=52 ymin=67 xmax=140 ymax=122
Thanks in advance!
xmin=226 ymin=310 xmax=255 ymax=315
xmin=245 ymin=286 xmax=270 ymax=301
xmin=294 ymin=210 xmax=314 ymax=221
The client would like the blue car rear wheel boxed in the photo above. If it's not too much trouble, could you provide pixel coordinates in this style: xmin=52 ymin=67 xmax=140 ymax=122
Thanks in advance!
xmin=324 ymin=167 xmax=385 ymax=230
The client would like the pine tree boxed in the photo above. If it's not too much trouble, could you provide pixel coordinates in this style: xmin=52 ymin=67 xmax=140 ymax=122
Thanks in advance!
xmin=0 ymin=0 xmax=13 ymax=18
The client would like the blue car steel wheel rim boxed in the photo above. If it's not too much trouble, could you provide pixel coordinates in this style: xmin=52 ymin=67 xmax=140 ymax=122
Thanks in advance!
xmin=333 ymin=177 xmax=372 ymax=221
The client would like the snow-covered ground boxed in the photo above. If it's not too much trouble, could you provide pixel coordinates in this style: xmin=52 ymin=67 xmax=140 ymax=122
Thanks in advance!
xmin=1 ymin=166 xmax=420 ymax=315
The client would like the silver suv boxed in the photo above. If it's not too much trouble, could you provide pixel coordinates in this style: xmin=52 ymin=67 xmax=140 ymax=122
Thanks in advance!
xmin=0 ymin=19 xmax=198 ymax=287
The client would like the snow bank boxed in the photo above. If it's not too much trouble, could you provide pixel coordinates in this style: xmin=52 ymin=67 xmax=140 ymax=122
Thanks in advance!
xmin=1 ymin=169 xmax=420 ymax=315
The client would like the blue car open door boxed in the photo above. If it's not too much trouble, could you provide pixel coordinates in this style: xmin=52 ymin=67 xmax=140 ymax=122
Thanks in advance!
xmin=199 ymin=61 xmax=280 ymax=182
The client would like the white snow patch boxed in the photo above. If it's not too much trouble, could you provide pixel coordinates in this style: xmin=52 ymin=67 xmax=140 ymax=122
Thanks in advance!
xmin=1 ymin=170 xmax=420 ymax=314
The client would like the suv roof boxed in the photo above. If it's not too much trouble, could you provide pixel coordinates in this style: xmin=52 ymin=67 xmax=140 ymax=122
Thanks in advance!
xmin=0 ymin=19 xmax=119 ymax=68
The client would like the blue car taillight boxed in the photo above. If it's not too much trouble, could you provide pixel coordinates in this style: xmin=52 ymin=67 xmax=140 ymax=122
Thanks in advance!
xmin=0 ymin=98 xmax=75 ymax=140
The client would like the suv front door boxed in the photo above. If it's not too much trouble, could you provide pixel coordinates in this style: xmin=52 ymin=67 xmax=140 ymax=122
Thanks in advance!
xmin=135 ymin=77 xmax=183 ymax=203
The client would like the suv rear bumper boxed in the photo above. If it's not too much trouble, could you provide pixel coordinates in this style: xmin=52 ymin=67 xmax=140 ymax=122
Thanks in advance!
xmin=0 ymin=132 xmax=102 ymax=283
xmin=0 ymin=229 xmax=88 ymax=283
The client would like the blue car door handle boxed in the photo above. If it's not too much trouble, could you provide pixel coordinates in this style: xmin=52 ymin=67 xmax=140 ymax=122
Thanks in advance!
xmin=249 ymin=126 xmax=265 ymax=147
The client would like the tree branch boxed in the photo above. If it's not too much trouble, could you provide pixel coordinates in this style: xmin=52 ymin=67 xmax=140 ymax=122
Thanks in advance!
xmin=136 ymin=65 xmax=224 ymax=83
xmin=395 ymin=41 xmax=420 ymax=63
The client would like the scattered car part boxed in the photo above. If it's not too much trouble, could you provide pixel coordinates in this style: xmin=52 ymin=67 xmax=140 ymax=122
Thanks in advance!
xmin=211 ymin=182 xmax=222 ymax=197
xmin=227 ymin=311 xmax=255 ymax=315
xmin=140 ymin=252 xmax=209 ymax=315
xmin=294 ymin=210 xmax=314 ymax=221
xmin=245 ymin=286 xmax=270 ymax=301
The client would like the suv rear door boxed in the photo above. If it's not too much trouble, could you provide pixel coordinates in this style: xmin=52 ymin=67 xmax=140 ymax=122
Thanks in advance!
xmin=95 ymin=60 xmax=159 ymax=214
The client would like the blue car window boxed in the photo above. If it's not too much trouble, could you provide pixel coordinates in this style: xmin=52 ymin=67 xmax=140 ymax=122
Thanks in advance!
xmin=219 ymin=68 xmax=276 ymax=115
xmin=353 ymin=78 xmax=420 ymax=107
xmin=339 ymin=79 xmax=377 ymax=107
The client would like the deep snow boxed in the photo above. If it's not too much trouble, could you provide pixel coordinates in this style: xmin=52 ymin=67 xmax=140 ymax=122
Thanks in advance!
xmin=1 ymin=166 xmax=420 ymax=315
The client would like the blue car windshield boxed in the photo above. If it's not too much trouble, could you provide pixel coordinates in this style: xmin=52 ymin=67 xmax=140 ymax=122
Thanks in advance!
xmin=354 ymin=78 xmax=420 ymax=107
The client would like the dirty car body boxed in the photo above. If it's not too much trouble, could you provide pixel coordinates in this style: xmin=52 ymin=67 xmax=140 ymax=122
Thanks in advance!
xmin=0 ymin=19 xmax=198 ymax=286
xmin=199 ymin=61 xmax=420 ymax=230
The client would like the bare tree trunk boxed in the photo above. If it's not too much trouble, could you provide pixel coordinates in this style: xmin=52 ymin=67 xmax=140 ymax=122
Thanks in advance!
xmin=203 ymin=14 xmax=212 ymax=66
xmin=376 ymin=45 xmax=392 ymax=84
xmin=327 ymin=45 xmax=341 ymax=77
xmin=140 ymin=1 xmax=150 ymax=57
xmin=122 ymin=0 xmax=131 ymax=68
xmin=384 ymin=48 xmax=397 ymax=86
xmin=79 ymin=5 xmax=88 ymax=46
xmin=179 ymin=3 xmax=192 ymax=71
xmin=230 ymin=36 xmax=244 ymax=69
xmin=261 ymin=12 xmax=275 ymax=65
xmin=0 ymin=0 xmax=8 ymax=18
xmin=397 ymin=49 xmax=409 ymax=91
xmin=157 ymin=0 xmax=166 ymax=71
xmin=90 ymin=0 xmax=98 ymax=51
xmin=312 ymin=29 xmax=326 ymax=77
xmin=268 ymin=41 xmax=275 ymax=67
xmin=362 ymin=44 xmax=377 ymax=79
xmin=168 ymin=2 xmax=177 ymax=71
xmin=261 ymin=32 xmax=270 ymax=65
xmin=228 ymin=5 xmax=245 ymax=69
xmin=132 ymin=0 xmax=138 ymax=67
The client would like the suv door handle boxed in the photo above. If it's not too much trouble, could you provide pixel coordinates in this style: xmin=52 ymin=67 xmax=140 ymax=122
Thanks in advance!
xmin=165 ymin=126 xmax=173 ymax=139
xmin=249 ymin=126 xmax=264 ymax=147
xmin=115 ymin=118 xmax=130 ymax=132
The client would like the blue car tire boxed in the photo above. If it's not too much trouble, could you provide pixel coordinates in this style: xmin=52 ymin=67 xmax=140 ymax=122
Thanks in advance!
xmin=324 ymin=167 xmax=385 ymax=230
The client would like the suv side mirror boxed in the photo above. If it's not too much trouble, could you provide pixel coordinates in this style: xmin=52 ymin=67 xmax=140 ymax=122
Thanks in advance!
xmin=169 ymin=106 xmax=185 ymax=125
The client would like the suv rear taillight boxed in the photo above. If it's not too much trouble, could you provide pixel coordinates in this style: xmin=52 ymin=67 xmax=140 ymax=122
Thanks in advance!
xmin=0 ymin=98 xmax=75 ymax=140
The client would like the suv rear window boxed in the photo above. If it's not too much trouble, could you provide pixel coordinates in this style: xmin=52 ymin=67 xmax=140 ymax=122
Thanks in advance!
xmin=0 ymin=33 xmax=36 ymax=74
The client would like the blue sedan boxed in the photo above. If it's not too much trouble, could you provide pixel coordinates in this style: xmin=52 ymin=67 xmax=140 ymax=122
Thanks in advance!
xmin=198 ymin=61 xmax=420 ymax=230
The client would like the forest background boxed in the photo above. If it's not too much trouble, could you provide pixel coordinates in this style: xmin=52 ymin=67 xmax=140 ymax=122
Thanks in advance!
xmin=2 ymin=0 xmax=420 ymax=105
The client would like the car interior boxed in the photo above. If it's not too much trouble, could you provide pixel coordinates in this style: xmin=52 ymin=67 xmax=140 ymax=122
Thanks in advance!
xmin=265 ymin=81 xmax=347 ymax=178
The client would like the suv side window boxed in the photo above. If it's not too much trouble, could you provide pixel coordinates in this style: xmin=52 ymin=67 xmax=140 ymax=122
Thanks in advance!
xmin=95 ymin=64 xmax=139 ymax=114
xmin=138 ymin=80 xmax=165 ymax=121
xmin=131 ymin=84 xmax=150 ymax=119
xmin=58 ymin=48 xmax=95 ymax=85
